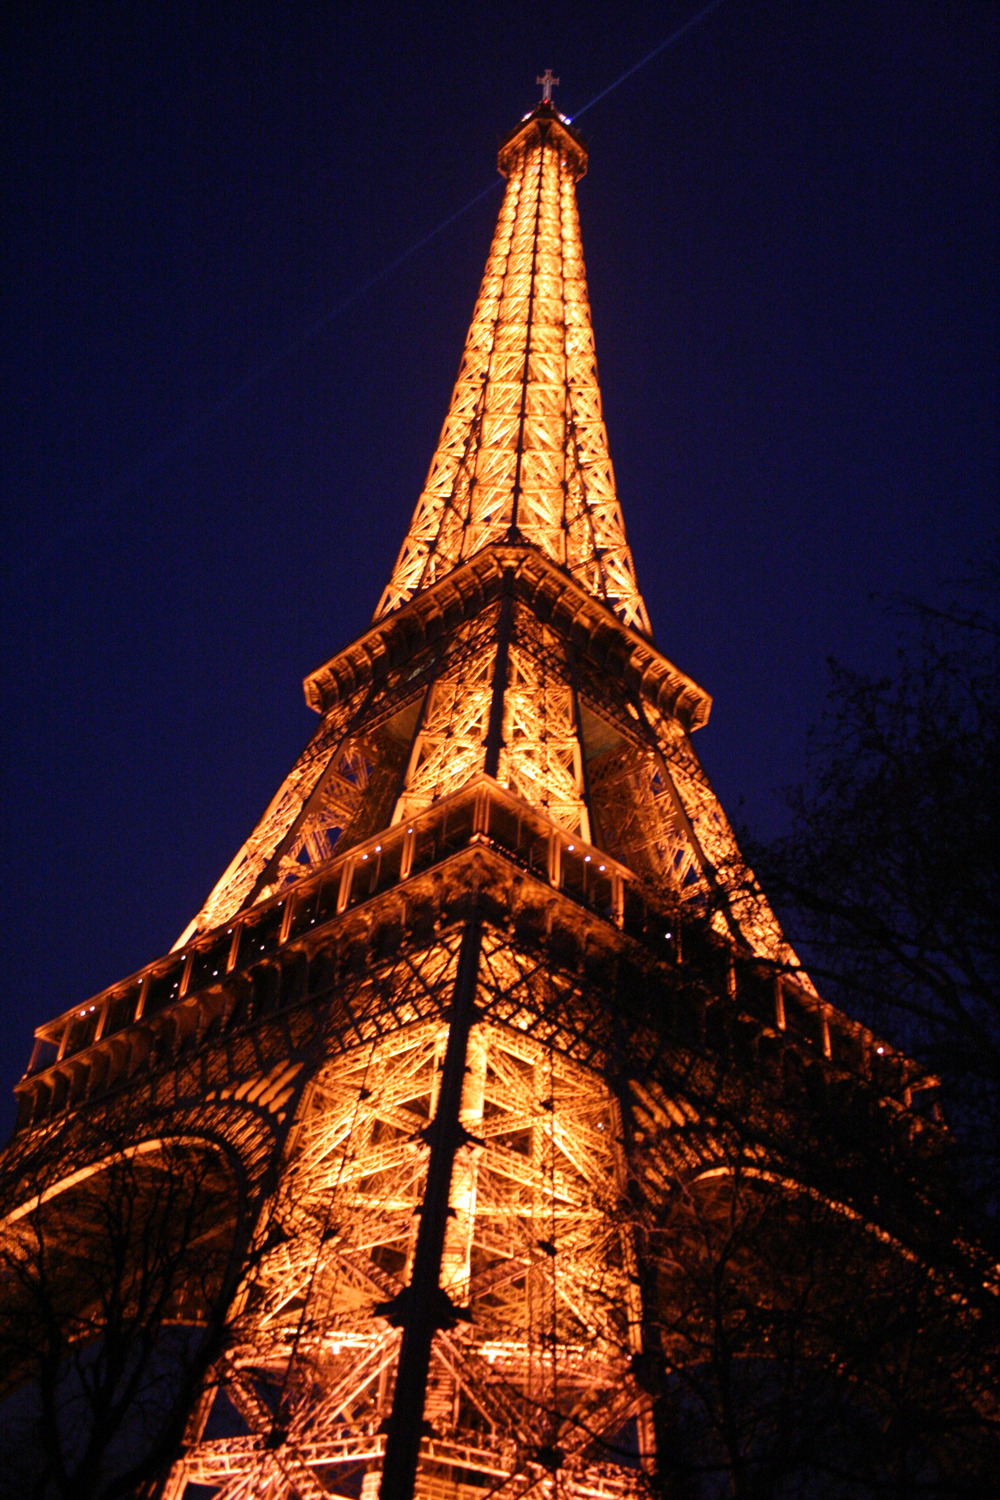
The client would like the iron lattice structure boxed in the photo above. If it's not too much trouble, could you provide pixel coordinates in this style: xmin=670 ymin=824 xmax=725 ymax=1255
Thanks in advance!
xmin=374 ymin=108 xmax=649 ymax=634
xmin=0 ymin=102 xmax=960 ymax=1500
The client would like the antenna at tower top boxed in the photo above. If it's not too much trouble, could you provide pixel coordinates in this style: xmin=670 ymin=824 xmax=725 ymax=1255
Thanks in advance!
xmin=536 ymin=68 xmax=559 ymax=103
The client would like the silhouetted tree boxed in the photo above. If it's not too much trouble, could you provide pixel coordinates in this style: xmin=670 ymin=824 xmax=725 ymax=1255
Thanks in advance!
xmin=0 ymin=1131 xmax=244 ymax=1500
xmin=747 ymin=563 xmax=999 ymax=1223
xmin=619 ymin=1128 xmax=999 ymax=1499
xmin=605 ymin=909 xmax=1000 ymax=1500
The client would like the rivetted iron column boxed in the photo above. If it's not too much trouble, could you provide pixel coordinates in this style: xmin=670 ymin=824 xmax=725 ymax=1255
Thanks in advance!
xmin=377 ymin=916 xmax=484 ymax=1500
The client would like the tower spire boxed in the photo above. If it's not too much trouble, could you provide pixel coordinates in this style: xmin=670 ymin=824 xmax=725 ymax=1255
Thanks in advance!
xmin=376 ymin=97 xmax=652 ymax=635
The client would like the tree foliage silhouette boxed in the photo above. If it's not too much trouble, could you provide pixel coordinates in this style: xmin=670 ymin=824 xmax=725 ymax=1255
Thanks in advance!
xmin=0 ymin=1133 xmax=244 ymax=1500
xmin=749 ymin=564 xmax=999 ymax=1222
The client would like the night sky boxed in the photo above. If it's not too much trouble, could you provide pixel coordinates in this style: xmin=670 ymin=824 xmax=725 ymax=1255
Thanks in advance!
xmin=3 ymin=2 xmax=996 ymax=1133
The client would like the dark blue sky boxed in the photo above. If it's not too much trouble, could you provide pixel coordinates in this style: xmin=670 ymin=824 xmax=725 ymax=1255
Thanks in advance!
xmin=2 ymin=1 xmax=996 ymax=1130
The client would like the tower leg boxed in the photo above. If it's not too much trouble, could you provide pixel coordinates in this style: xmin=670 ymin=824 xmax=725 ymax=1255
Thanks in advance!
xmin=379 ymin=917 xmax=483 ymax=1500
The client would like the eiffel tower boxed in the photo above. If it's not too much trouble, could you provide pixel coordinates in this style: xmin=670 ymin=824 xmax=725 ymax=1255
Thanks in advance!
xmin=1 ymin=92 xmax=949 ymax=1500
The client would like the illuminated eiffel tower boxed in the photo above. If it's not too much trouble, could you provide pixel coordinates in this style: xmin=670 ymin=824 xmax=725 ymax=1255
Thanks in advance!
xmin=1 ymin=89 xmax=940 ymax=1500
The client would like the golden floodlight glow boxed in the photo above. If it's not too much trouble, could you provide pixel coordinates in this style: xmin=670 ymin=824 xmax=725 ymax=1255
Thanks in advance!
xmin=6 ymin=94 xmax=934 ymax=1500
xmin=375 ymin=109 xmax=652 ymax=636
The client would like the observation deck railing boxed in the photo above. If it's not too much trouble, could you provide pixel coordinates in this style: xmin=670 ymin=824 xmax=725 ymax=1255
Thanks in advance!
xmin=16 ymin=775 xmax=930 ymax=1128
